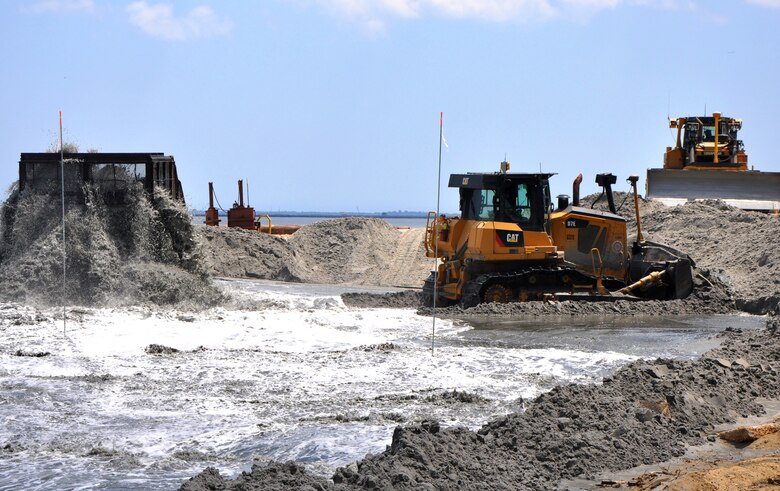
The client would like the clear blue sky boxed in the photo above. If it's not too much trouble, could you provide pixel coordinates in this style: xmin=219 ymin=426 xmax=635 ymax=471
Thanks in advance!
xmin=2 ymin=0 xmax=779 ymax=212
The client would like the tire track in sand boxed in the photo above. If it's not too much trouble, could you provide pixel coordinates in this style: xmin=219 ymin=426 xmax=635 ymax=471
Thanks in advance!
xmin=377 ymin=228 xmax=433 ymax=288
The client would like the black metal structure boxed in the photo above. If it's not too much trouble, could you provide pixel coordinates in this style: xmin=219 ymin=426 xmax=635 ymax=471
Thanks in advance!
xmin=18 ymin=153 xmax=184 ymax=203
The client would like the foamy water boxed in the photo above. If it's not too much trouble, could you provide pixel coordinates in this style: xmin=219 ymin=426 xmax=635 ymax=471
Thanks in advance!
xmin=0 ymin=280 xmax=763 ymax=490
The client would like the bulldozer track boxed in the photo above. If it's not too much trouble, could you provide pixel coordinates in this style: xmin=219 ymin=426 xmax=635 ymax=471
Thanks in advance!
xmin=460 ymin=266 xmax=622 ymax=308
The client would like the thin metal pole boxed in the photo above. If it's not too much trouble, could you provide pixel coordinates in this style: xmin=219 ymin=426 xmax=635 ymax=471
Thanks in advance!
xmin=59 ymin=111 xmax=66 ymax=336
xmin=432 ymin=112 xmax=443 ymax=354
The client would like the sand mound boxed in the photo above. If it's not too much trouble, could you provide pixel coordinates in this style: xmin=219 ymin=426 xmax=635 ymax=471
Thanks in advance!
xmin=195 ymin=217 xmax=431 ymax=288
xmin=195 ymin=225 xmax=297 ymax=281
xmin=180 ymin=463 xmax=329 ymax=491
xmin=639 ymin=200 xmax=780 ymax=313
xmin=287 ymin=217 xmax=402 ymax=284
xmin=579 ymin=191 xmax=667 ymax=223
xmin=0 ymin=183 xmax=222 ymax=308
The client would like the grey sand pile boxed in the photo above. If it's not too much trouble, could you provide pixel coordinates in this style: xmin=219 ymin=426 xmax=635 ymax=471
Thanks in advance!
xmin=0 ymin=183 xmax=221 ymax=307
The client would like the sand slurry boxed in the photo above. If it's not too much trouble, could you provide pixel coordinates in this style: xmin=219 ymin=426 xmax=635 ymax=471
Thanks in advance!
xmin=179 ymin=321 xmax=780 ymax=490
xmin=0 ymin=183 xmax=222 ymax=308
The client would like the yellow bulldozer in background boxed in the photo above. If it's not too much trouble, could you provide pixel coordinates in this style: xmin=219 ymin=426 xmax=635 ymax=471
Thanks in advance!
xmin=646 ymin=113 xmax=780 ymax=211
xmin=423 ymin=162 xmax=693 ymax=307
xmin=663 ymin=113 xmax=748 ymax=170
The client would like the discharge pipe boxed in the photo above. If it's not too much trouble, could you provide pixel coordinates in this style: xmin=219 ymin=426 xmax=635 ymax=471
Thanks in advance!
xmin=238 ymin=179 xmax=244 ymax=208
xmin=617 ymin=270 xmax=665 ymax=295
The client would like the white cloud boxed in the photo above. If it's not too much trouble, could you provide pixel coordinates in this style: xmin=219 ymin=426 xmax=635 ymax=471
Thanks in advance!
xmin=313 ymin=0 xmax=702 ymax=26
xmin=320 ymin=0 xmax=420 ymax=17
xmin=21 ymin=0 xmax=95 ymax=14
xmin=378 ymin=0 xmax=420 ymax=17
xmin=319 ymin=0 xmax=558 ymax=22
xmin=745 ymin=0 xmax=780 ymax=7
xmin=362 ymin=17 xmax=387 ymax=33
xmin=560 ymin=0 xmax=619 ymax=20
xmin=126 ymin=2 xmax=233 ymax=41
xmin=427 ymin=0 xmax=556 ymax=21
xmin=313 ymin=0 xmax=558 ymax=31
xmin=562 ymin=0 xmax=620 ymax=9
xmin=630 ymin=0 xmax=694 ymax=9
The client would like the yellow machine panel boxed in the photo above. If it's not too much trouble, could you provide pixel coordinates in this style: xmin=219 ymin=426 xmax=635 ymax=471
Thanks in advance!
xmin=550 ymin=208 xmax=628 ymax=282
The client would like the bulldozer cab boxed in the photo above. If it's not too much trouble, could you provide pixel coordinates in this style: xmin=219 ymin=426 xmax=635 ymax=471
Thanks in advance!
xmin=454 ymin=173 xmax=552 ymax=231
xmin=683 ymin=117 xmax=738 ymax=147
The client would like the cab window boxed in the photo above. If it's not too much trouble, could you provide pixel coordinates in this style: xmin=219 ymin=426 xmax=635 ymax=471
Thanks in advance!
xmin=459 ymin=178 xmax=547 ymax=232
xmin=702 ymin=125 xmax=716 ymax=142
xmin=514 ymin=182 xmax=532 ymax=221
xmin=477 ymin=189 xmax=495 ymax=220
xmin=496 ymin=181 xmax=534 ymax=224
xmin=461 ymin=188 xmax=496 ymax=220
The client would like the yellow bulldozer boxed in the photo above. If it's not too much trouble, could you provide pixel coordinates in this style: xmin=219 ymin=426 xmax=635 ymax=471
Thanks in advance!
xmin=646 ymin=113 xmax=780 ymax=211
xmin=423 ymin=162 xmax=693 ymax=307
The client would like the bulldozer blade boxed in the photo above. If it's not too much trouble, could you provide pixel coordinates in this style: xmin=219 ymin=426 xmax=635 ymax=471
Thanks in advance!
xmin=628 ymin=241 xmax=694 ymax=300
xmin=646 ymin=168 xmax=780 ymax=212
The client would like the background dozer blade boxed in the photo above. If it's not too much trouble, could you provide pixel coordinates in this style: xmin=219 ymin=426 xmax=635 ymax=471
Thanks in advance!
xmin=646 ymin=168 xmax=780 ymax=212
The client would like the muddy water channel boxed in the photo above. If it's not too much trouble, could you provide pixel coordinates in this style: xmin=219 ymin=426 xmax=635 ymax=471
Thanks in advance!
xmin=0 ymin=279 xmax=764 ymax=490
